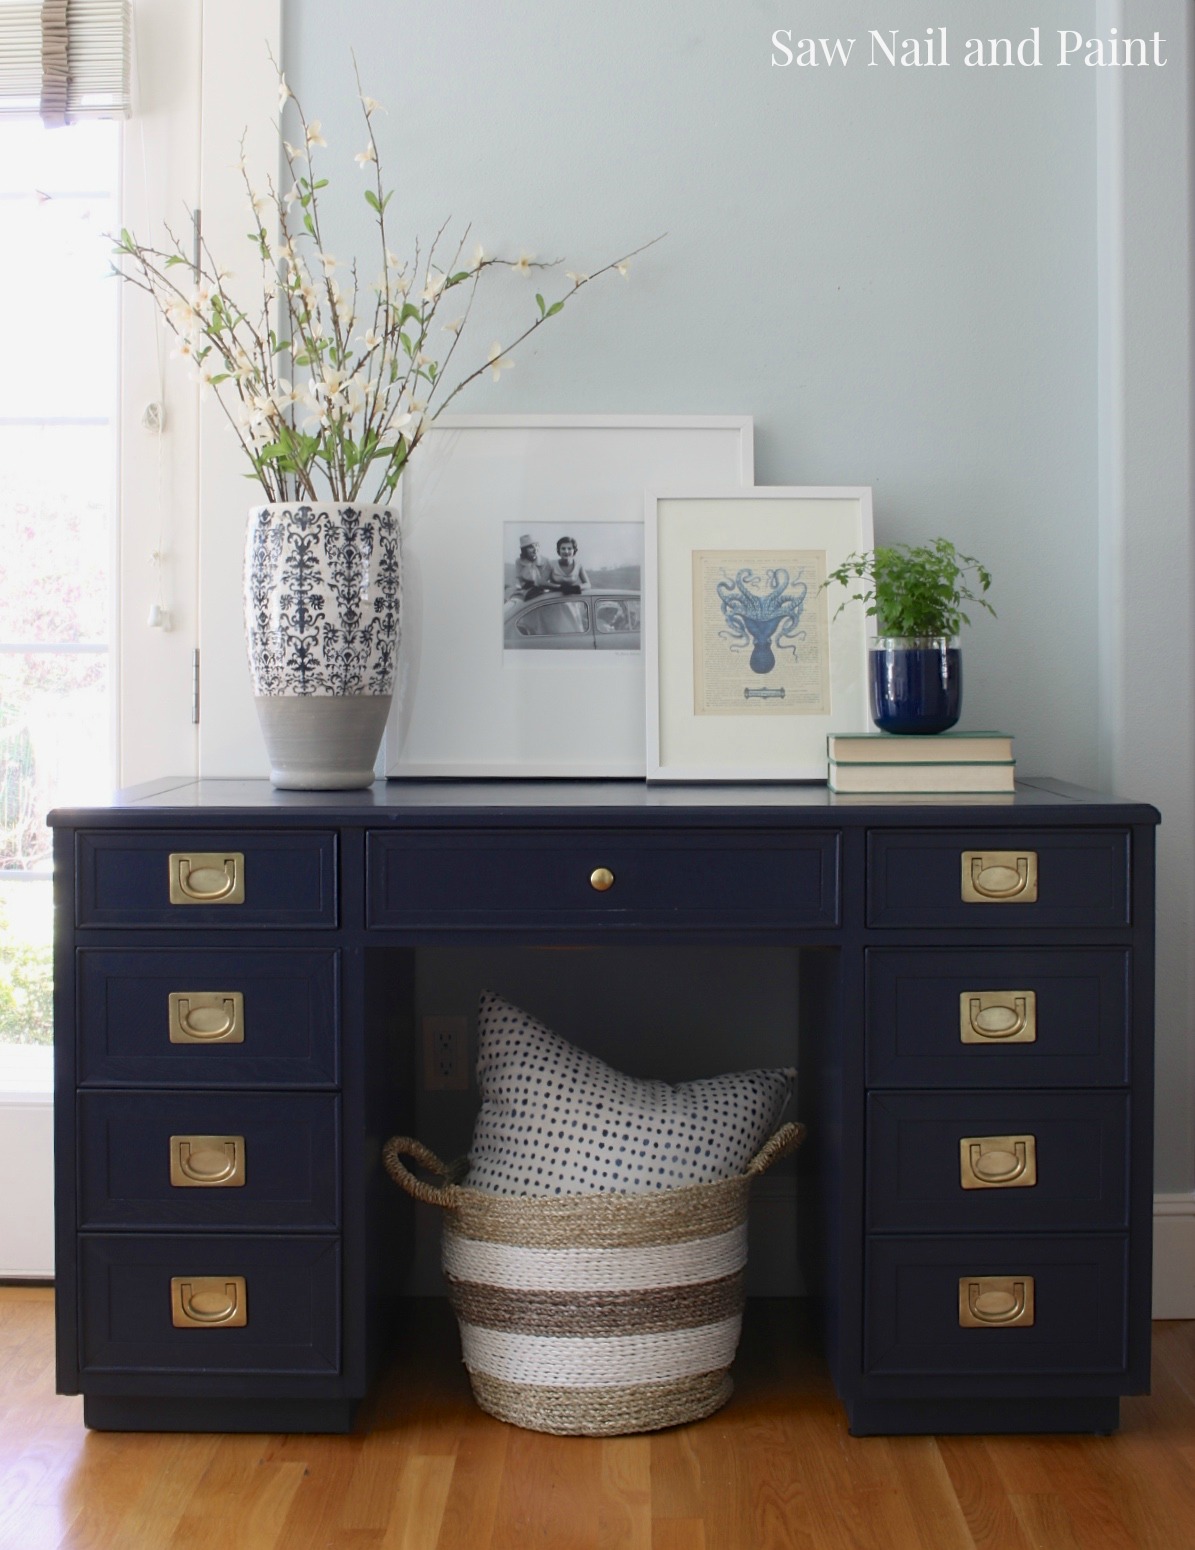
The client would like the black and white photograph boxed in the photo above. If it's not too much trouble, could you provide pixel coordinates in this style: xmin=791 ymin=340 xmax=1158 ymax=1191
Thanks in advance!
xmin=502 ymin=521 xmax=642 ymax=654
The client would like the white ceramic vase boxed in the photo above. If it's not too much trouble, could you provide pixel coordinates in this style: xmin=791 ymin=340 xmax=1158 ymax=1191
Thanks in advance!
xmin=244 ymin=502 xmax=400 ymax=789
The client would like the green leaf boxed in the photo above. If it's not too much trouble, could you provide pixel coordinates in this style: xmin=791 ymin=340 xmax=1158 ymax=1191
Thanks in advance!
xmin=364 ymin=189 xmax=381 ymax=214
xmin=536 ymin=293 xmax=546 ymax=317
xmin=545 ymin=300 xmax=564 ymax=317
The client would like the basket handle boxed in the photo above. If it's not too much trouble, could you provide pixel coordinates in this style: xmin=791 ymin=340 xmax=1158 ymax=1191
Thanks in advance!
xmin=746 ymin=1121 xmax=807 ymax=1177
xmin=382 ymin=1136 xmax=461 ymax=1210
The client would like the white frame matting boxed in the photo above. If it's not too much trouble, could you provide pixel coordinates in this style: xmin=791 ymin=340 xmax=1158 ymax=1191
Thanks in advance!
xmin=386 ymin=415 xmax=754 ymax=777
xmin=646 ymin=487 xmax=874 ymax=782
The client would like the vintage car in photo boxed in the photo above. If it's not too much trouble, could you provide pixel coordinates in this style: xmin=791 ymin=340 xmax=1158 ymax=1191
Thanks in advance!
xmin=502 ymin=588 xmax=642 ymax=650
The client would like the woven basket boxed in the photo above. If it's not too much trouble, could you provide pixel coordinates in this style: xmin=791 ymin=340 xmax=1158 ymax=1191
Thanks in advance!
xmin=382 ymin=1121 xmax=805 ymax=1436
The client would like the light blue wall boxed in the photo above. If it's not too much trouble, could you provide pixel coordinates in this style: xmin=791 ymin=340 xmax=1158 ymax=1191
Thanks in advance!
xmin=284 ymin=0 xmax=1101 ymax=780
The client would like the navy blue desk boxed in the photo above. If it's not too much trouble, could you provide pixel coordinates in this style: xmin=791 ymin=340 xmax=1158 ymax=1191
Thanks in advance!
xmin=50 ymin=777 xmax=1158 ymax=1435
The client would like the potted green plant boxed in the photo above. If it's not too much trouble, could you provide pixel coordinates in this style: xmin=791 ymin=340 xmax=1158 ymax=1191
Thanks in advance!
xmin=112 ymin=67 xmax=650 ymax=789
xmin=823 ymin=538 xmax=995 ymax=733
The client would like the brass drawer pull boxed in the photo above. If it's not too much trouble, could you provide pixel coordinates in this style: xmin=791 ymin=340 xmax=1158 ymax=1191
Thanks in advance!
xmin=961 ymin=851 xmax=1038 ymax=904
xmin=168 ymin=992 xmax=245 ymax=1045
xmin=960 ymin=991 xmax=1037 ymax=1044
xmin=589 ymin=867 xmax=615 ymax=892
xmin=960 ymin=1134 xmax=1037 ymax=1190
xmin=169 ymin=852 xmax=245 ymax=906
xmin=171 ymin=1275 xmax=248 ymax=1328
xmin=170 ymin=1135 xmax=246 ymax=1188
xmin=959 ymin=1276 xmax=1035 ymax=1328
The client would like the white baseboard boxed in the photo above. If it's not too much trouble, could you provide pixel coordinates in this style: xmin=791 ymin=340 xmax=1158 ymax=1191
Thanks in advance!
xmin=0 ymin=1093 xmax=54 ymax=1278
xmin=1154 ymin=1193 xmax=1195 ymax=1318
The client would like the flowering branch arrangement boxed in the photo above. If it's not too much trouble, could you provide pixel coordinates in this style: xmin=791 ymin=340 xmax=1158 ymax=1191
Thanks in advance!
xmin=113 ymin=68 xmax=654 ymax=505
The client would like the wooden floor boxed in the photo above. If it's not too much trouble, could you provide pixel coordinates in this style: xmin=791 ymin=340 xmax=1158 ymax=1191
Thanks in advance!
xmin=4 ymin=1287 xmax=1195 ymax=1550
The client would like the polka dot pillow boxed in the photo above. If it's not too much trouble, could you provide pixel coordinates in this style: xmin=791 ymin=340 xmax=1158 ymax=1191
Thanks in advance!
xmin=465 ymin=991 xmax=796 ymax=1197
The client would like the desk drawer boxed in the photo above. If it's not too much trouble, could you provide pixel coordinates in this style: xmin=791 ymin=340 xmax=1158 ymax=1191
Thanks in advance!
xmin=78 ymin=1234 xmax=340 ymax=1375
xmin=866 ymin=1091 xmax=1128 ymax=1232
xmin=367 ymin=828 xmax=840 ymax=930
xmin=864 ymin=1235 xmax=1128 ymax=1378
xmin=77 ymin=1093 xmax=340 ymax=1230
xmin=75 ymin=830 xmax=337 ymax=928
xmin=866 ymin=949 xmax=1129 ymax=1087
xmin=867 ymin=829 xmax=1130 ymax=929
xmin=77 ymin=950 xmax=339 ymax=1088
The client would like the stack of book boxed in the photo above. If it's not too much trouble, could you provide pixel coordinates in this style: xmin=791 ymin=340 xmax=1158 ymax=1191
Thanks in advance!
xmin=827 ymin=731 xmax=1015 ymax=793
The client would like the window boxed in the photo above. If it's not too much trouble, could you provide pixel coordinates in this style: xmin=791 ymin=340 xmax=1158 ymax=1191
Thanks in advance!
xmin=516 ymin=600 xmax=592 ymax=637
xmin=0 ymin=120 xmax=119 ymax=1056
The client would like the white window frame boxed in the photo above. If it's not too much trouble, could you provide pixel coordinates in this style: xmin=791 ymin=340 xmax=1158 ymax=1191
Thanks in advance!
xmin=120 ymin=0 xmax=279 ymax=786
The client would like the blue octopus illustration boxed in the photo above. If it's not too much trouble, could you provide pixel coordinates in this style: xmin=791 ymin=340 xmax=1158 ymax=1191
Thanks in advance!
xmin=715 ymin=568 xmax=809 ymax=674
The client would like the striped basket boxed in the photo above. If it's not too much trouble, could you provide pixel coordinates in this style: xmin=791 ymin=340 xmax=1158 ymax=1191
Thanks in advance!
xmin=381 ymin=1122 xmax=805 ymax=1436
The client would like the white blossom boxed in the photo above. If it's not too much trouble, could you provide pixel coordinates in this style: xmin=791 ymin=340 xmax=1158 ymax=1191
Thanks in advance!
xmin=487 ymin=342 xmax=514 ymax=381
xmin=306 ymin=120 xmax=327 ymax=148
xmin=354 ymin=144 xmax=377 ymax=169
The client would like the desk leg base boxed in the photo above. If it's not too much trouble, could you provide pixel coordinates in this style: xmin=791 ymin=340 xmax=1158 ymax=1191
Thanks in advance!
xmin=847 ymin=1395 xmax=1120 ymax=1437
xmin=83 ymin=1395 xmax=358 ymax=1434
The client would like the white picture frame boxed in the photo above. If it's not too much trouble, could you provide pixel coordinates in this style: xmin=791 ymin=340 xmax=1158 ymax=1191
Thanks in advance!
xmin=385 ymin=415 xmax=754 ymax=777
xmin=645 ymin=487 xmax=875 ymax=782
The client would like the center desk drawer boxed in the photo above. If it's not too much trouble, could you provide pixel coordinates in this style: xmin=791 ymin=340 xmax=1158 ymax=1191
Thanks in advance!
xmin=867 ymin=829 xmax=1130 ymax=929
xmin=75 ymin=830 xmax=337 ymax=928
xmin=866 ymin=949 xmax=1129 ymax=1087
xmin=77 ymin=1092 xmax=340 ymax=1230
xmin=77 ymin=951 xmax=339 ymax=1088
xmin=367 ymin=829 xmax=840 ymax=930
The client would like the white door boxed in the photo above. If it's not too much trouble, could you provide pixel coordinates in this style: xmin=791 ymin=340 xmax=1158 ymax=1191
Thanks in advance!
xmin=0 ymin=119 xmax=121 ymax=1274
xmin=0 ymin=0 xmax=225 ymax=1275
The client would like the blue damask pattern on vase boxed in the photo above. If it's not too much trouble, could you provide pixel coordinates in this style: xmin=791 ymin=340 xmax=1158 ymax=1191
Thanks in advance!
xmin=244 ymin=504 xmax=400 ymax=697
xmin=716 ymin=568 xmax=808 ymax=674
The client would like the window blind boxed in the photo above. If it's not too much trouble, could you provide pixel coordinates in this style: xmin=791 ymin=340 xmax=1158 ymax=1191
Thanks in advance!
xmin=0 ymin=0 xmax=131 ymax=124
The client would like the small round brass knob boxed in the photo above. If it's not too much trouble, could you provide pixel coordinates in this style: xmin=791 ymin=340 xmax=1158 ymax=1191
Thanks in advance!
xmin=589 ymin=867 xmax=615 ymax=892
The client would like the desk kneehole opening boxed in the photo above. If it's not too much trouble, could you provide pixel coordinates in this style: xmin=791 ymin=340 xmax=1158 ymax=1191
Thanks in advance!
xmin=960 ymin=1134 xmax=1037 ymax=1190
xmin=170 ymin=1135 xmax=246 ymax=1188
xmin=171 ymin=1275 xmax=248 ymax=1328
xmin=959 ymin=1276 xmax=1035 ymax=1328
xmin=960 ymin=990 xmax=1037 ymax=1044
xmin=961 ymin=851 xmax=1038 ymax=904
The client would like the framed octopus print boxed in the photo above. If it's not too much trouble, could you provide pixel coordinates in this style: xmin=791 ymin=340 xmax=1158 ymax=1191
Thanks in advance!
xmin=645 ymin=487 xmax=874 ymax=781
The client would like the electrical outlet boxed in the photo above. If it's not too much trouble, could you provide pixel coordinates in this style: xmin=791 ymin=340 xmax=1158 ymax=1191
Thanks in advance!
xmin=423 ymin=1015 xmax=469 ymax=1090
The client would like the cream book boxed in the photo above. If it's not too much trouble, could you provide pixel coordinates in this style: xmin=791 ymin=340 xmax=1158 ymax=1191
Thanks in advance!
xmin=827 ymin=759 xmax=1016 ymax=794
xmin=827 ymin=731 xmax=1014 ymax=764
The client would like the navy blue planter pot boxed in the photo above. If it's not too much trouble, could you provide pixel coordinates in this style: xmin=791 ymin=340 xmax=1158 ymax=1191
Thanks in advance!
xmin=869 ymin=636 xmax=962 ymax=734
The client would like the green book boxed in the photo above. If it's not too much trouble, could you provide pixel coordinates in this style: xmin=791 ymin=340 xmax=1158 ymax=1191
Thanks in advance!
xmin=827 ymin=731 xmax=1013 ymax=765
